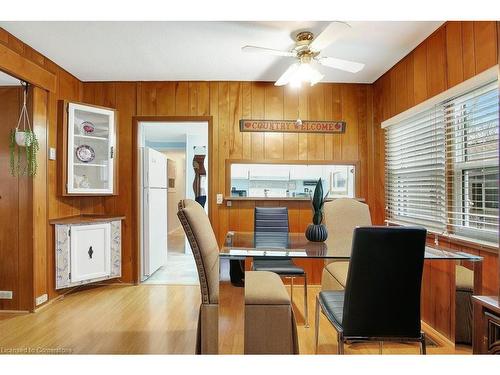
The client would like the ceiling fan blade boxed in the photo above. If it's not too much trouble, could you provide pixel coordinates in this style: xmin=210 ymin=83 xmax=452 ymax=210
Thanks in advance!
xmin=317 ymin=56 xmax=364 ymax=73
xmin=242 ymin=45 xmax=295 ymax=57
xmin=310 ymin=21 xmax=351 ymax=51
xmin=275 ymin=63 xmax=300 ymax=86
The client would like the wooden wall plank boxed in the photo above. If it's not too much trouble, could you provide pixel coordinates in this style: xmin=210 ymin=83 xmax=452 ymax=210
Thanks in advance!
xmin=340 ymin=85 xmax=359 ymax=161
xmin=331 ymin=84 xmax=343 ymax=160
xmin=250 ymin=82 xmax=265 ymax=159
xmin=474 ymin=21 xmax=498 ymax=74
xmin=174 ymin=82 xmax=189 ymax=115
xmin=229 ymin=82 xmax=242 ymax=159
xmin=218 ymin=82 xmax=230 ymax=241
xmin=241 ymin=82 xmax=252 ymax=159
xmin=156 ymin=82 xmax=176 ymax=116
xmin=426 ymin=27 xmax=447 ymax=98
xmin=461 ymin=22 xmax=476 ymax=80
xmin=283 ymin=85 xmax=299 ymax=160
xmin=405 ymin=54 xmax=415 ymax=108
xmin=446 ymin=21 xmax=464 ymax=88
xmin=307 ymin=84 xmax=325 ymax=160
xmin=413 ymin=42 xmax=428 ymax=104
xmin=392 ymin=60 xmax=408 ymax=114
xmin=323 ymin=84 xmax=333 ymax=160
xmin=263 ymin=84 xmax=284 ymax=159
xmin=209 ymin=82 xmax=220 ymax=239
xmin=298 ymin=85 xmax=309 ymax=160
xmin=32 ymin=87 xmax=49 ymax=303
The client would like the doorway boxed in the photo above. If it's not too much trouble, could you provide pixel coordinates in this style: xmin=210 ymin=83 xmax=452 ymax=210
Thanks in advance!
xmin=134 ymin=117 xmax=212 ymax=285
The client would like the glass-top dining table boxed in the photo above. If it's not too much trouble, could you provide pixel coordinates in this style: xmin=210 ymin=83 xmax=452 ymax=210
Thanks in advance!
xmin=217 ymin=231 xmax=484 ymax=354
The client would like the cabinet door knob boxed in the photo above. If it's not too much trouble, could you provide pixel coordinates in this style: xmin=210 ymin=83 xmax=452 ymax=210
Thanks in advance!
xmin=88 ymin=246 xmax=94 ymax=259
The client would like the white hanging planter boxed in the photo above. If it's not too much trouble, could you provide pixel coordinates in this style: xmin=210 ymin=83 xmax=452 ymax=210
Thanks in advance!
xmin=15 ymin=130 xmax=31 ymax=147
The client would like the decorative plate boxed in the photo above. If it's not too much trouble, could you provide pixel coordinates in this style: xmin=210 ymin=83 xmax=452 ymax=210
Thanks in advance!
xmin=80 ymin=121 xmax=95 ymax=134
xmin=75 ymin=145 xmax=95 ymax=163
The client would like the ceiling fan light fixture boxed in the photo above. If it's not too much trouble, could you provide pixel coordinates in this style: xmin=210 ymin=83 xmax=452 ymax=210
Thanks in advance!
xmin=287 ymin=62 xmax=324 ymax=87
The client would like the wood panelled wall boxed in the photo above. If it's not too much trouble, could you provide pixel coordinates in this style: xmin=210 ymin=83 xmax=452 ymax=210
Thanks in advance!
xmin=0 ymin=28 xmax=86 ymax=309
xmin=373 ymin=21 xmax=499 ymax=339
xmin=81 ymin=81 xmax=375 ymax=285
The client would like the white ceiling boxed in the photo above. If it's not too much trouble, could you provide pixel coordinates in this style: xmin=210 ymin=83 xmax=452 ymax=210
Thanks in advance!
xmin=0 ymin=70 xmax=21 ymax=86
xmin=0 ymin=21 xmax=443 ymax=83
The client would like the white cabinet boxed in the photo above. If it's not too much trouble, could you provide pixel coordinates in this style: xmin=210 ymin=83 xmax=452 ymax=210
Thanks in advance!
xmin=61 ymin=101 xmax=118 ymax=196
xmin=53 ymin=216 xmax=123 ymax=289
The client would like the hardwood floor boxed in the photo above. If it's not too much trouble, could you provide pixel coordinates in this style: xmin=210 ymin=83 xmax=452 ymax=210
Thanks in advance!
xmin=0 ymin=284 xmax=471 ymax=354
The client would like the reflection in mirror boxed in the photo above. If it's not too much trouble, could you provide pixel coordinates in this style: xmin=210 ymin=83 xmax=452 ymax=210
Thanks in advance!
xmin=230 ymin=163 xmax=356 ymax=199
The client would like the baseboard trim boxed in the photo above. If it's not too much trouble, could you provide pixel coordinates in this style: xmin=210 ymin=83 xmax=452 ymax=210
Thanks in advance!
xmin=421 ymin=320 xmax=455 ymax=348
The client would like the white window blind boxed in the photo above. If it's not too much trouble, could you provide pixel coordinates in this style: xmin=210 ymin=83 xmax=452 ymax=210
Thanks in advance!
xmin=385 ymin=106 xmax=446 ymax=232
xmin=385 ymin=80 xmax=499 ymax=245
xmin=444 ymin=81 xmax=499 ymax=244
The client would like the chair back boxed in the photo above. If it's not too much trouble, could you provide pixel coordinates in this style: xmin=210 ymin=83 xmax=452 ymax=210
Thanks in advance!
xmin=254 ymin=207 xmax=289 ymax=250
xmin=254 ymin=207 xmax=289 ymax=233
xmin=177 ymin=199 xmax=219 ymax=304
xmin=323 ymin=198 xmax=372 ymax=256
xmin=342 ymin=226 xmax=426 ymax=338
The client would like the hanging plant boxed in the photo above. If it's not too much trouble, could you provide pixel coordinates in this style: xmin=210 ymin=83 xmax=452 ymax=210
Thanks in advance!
xmin=9 ymin=82 xmax=39 ymax=177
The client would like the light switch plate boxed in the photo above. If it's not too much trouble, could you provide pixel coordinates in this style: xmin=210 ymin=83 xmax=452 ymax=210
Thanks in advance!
xmin=226 ymin=200 xmax=232 ymax=207
xmin=0 ymin=291 xmax=13 ymax=299
xmin=49 ymin=148 xmax=56 ymax=160
xmin=216 ymin=194 xmax=223 ymax=204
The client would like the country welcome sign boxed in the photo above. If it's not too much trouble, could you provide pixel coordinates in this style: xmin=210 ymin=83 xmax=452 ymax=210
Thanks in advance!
xmin=239 ymin=119 xmax=346 ymax=134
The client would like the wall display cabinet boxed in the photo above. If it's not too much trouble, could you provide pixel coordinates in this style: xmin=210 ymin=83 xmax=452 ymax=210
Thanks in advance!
xmin=58 ymin=101 xmax=118 ymax=195
xmin=51 ymin=216 xmax=124 ymax=289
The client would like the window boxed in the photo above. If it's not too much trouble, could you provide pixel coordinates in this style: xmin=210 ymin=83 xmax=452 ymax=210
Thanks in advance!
xmin=445 ymin=82 xmax=499 ymax=243
xmin=385 ymin=80 xmax=499 ymax=246
xmin=228 ymin=162 xmax=356 ymax=199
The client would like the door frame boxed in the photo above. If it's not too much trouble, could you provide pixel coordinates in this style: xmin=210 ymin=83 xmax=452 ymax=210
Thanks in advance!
xmin=132 ymin=115 xmax=214 ymax=284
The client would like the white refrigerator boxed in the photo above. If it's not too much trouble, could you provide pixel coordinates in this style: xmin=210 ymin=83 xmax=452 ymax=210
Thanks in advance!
xmin=143 ymin=147 xmax=168 ymax=278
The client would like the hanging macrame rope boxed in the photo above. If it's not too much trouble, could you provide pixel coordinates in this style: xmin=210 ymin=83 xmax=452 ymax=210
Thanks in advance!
xmin=16 ymin=81 xmax=32 ymax=133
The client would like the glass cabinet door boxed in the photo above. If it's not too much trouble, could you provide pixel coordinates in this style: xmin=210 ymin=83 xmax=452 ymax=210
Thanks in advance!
xmin=67 ymin=103 xmax=116 ymax=195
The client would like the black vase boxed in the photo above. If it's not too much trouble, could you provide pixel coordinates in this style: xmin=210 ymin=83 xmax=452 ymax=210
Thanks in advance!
xmin=305 ymin=223 xmax=328 ymax=242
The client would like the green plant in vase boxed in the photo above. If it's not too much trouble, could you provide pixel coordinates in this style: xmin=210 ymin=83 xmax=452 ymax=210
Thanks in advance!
xmin=305 ymin=178 xmax=329 ymax=242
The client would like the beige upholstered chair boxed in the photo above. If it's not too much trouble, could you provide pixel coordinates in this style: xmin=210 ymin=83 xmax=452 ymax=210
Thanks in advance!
xmin=177 ymin=199 xmax=219 ymax=354
xmin=244 ymin=271 xmax=299 ymax=354
xmin=321 ymin=198 xmax=372 ymax=291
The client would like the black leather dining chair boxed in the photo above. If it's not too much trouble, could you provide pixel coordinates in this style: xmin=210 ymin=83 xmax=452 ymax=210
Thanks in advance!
xmin=251 ymin=207 xmax=309 ymax=327
xmin=314 ymin=226 xmax=427 ymax=354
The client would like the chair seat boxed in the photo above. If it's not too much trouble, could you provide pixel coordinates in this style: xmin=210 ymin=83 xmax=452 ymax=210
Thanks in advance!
xmin=318 ymin=290 xmax=345 ymax=332
xmin=253 ymin=259 xmax=305 ymax=275
xmin=245 ymin=271 xmax=291 ymax=305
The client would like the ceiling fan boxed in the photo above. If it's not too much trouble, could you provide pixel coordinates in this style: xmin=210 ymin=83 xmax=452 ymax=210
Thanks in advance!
xmin=242 ymin=21 xmax=365 ymax=87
